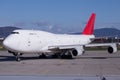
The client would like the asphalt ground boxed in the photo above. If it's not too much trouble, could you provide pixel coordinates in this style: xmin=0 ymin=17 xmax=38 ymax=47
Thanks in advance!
xmin=0 ymin=50 xmax=120 ymax=79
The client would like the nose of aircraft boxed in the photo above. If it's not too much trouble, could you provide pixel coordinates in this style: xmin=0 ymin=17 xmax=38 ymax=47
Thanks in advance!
xmin=3 ymin=38 xmax=12 ymax=49
xmin=3 ymin=39 xmax=7 ymax=47
xmin=3 ymin=36 xmax=19 ymax=51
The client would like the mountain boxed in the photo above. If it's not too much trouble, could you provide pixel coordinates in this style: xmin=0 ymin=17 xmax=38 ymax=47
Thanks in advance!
xmin=94 ymin=28 xmax=120 ymax=37
xmin=0 ymin=26 xmax=21 ymax=38
xmin=69 ymin=28 xmax=120 ymax=38
xmin=0 ymin=26 xmax=120 ymax=38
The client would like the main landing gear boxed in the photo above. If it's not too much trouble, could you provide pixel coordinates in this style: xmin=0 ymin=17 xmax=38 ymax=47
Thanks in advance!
xmin=8 ymin=51 xmax=73 ymax=61
xmin=52 ymin=51 xmax=73 ymax=59
xmin=60 ymin=52 xmax=73 ymax=59
xmin=38 ymin=52 xmax=73 ymax=59
xmin=38 ymin=53 xmax=47 ymax=58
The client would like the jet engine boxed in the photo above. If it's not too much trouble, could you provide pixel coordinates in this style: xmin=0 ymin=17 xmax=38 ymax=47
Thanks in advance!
xmin=85 ymin=43 xmax=117 ymax=54
xmin=108 ymin=45 xmax=117 ymax=54
xmin=70 ymin=46 xmax=84 ymax=56
xmin=71 ymin=49 xmax=78 ymax=56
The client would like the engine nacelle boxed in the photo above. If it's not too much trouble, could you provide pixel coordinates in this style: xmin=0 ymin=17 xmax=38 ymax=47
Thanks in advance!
xmin=108 ymin=44 xmax=117 ymax=54
xmin=71 ymin=46 xmax=84 ymax=56
xmin=71 ymin=49 xmax=78 ymax=56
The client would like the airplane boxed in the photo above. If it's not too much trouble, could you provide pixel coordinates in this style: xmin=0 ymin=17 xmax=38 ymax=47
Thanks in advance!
xmin=2 ymin=13 xmax=117 ymax=61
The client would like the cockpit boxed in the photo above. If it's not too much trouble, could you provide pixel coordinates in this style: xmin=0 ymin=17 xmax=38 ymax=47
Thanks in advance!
xmin=11 ymin=32 xmax=19 ymax=34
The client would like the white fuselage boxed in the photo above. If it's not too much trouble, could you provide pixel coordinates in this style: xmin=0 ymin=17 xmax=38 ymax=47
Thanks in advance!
xmin=3 ymin=30 xmax=94 ymax=54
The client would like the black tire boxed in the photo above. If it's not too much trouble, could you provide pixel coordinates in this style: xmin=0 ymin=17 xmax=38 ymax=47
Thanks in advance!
xmin=39 ymin=54 xmax=46 ymax=58
xmin=52 ymin=54 xmax=59 ymax=58
xmin=60 ymin=54 xmax=73 ymax=59
xmin=16 ymin=57 xmax=21 ymax=62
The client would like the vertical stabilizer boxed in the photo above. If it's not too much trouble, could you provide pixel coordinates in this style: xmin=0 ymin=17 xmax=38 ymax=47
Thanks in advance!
xmin=82 ymin=13 xmax=96 ymax=35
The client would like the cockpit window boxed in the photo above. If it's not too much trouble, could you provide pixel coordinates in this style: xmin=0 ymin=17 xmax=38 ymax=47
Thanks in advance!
xmin=11 ymin=32 xmax=19 ymax=34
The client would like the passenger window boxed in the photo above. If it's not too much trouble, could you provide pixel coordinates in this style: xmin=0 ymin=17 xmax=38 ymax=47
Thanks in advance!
xmin=29 ymin=33 xmax=36 ymax=35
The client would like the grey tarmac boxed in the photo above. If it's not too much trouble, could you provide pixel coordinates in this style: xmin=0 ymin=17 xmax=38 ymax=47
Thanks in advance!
xmin=0 ymin=50 xmax=120 ymax=77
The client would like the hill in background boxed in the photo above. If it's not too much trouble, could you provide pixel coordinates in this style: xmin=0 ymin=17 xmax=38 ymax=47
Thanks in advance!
xmin=0 ymin=26 xmax=21 ymax=38
xmin=0 ymin=26 xmax=120 ymax=38
xmin=94 ymin=28 xmax=120 ymax=37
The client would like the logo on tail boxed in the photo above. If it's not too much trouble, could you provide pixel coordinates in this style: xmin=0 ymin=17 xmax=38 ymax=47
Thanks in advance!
xmin=82 ymin=13 xmax=96 ymax=35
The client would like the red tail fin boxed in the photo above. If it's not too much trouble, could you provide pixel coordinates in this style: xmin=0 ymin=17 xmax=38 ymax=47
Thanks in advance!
xmin=82 ymin=13 xmax=96 ymax=35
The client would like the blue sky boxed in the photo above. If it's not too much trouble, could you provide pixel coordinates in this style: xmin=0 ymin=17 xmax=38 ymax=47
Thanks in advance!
xmin=0 ymin=0 xmax=120 ymax=33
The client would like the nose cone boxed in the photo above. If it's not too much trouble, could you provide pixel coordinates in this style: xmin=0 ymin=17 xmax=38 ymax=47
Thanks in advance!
xmin=3 ymin=38 xmax=13 ymax=50
xmin=3 ymin=36 xmax=19 ymax=51
xmin=3 ymin=39 xmax=8 ymax=48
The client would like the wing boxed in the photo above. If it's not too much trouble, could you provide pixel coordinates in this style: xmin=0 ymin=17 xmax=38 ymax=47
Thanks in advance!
xmin=48 ymin=44 xmax=82 ymax=50
xmin=48 ymin=44 xmax=84 ymax=56
xmin=85 ymin=43 xmax=117 ymax=53
xmin=85 ymin=43 xmax=117 ymax=47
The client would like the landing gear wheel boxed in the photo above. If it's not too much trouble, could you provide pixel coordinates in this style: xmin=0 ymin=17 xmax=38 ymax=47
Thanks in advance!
xmin=60 ymin=54 xmax=66 ymax=59
xmin=39 ymin=54 xmax=46 ymax=58
xmin=15 ymin=53 xmax=21 ymax=62
xmin=67 ymin=55 xmax=73 ymax=59
xmin=16 ymin=57 xmax=21 ymax=62
xmin=60 ymin=51 xmax=73 ymax=59
xmin=51 ymin=54 xmax=59 ymax=58
xmin=60 ymin=55 xmax=70 ymax=59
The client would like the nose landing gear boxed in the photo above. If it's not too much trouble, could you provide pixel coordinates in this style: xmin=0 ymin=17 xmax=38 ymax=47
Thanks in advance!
xmin=12 ymin=52 xmax=23 ymax=62
xmin=15 ymin=53 xmax=21 ymax=62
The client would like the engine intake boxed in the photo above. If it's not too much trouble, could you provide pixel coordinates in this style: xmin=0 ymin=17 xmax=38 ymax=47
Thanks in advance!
xmin=108 ymin=46 xmax=114 ymax=54
xmin=107 ymin=43 xmax=117 ymax=54
xmin=70 ymin=46 xmax=84 ymax=56
xmin=72 ymin=49 xmax=78 ymax=56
